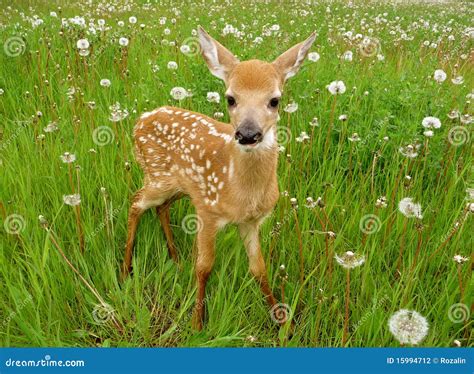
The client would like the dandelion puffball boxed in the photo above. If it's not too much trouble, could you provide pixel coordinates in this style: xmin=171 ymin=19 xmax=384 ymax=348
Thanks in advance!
xmin=398 ymin=197 xmax=423 ymax=219
xmin=170 ymin=87 xmax=188 ymax=101
xmin=60 ymin=152 xmax=76 ymax=163
xmin=206 ymin=92 xmax=220 ymax=103
xmin=119 ymin=37 xmax=129 ymax=47
xmin=433 ymin=69 xmax=447 ymax=83
xmin=76 ymin=39 xmax=89 ymax=49
xmin=327 ymin=80 xmax=346 ymax=95
xmin=335 ymin=251 xmax=365 ymax=269
xmin=63 ymin=194 xmax=81 ymax=206
xmin=307 ymin=52 xmax=320 ymax=62
xmin=388 ymin=309 xmax=429 ymax=345
xmin=421 ymin=116 xmax=441 ymax=129
xmin=284 ymin=102 xmax=298 ymax=113
xmin=167 ymin=61 xmax=178 ymax=70
xmin=100 ymin=79 xmax=111 ymax=87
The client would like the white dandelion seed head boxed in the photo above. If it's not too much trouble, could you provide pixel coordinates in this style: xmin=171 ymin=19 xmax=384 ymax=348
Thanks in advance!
xmin=119 ymin=37 xmax=129 ymax=47
xmin=100 ymin=78 xmax=111 ymax=87
xmin=342 ymin=50 xmax=353 ymax=61
xmin=180 ymin=44 xmax=191 ymax=54
xmin=44 ymin=122 xmax=59 ymax=133
xmin=167 ymin=61 xmax=178 ymax=70
xmin=307 ymin=52 xmax=320 ymax=62
xmin=327 ymin=80 xmax=346 ymax=95
xmin=348 ymin=133 xmax=361 ymax=142
xmin=388 ymin=309 xmax=429 ymax=345
xmin=451 ymin=76 xmax=464 ymax=85
xmin=453 ymin=255 xmax=468 ymax=264
xmin=78 ymin=48 xmax=90 ymax=57
xmin=296 ymin=131 xmax=310 ymax=143
xmin=447 ymin=109 xmax=460 ymax=119
xmin=63 ymin=193 xmax=81 ymax=206
xmin=398 ymin=197 xmax=423 ymax=219
xmin=60 ymin=152 xmax=76 ymax=163
xmin=334 ymin=251 xmax=365 ymax=269
xmin=399 ymin=144 xmax=420 ymax=159
xmin=170 ymin=87 xmax=188 ymax=101
xmin=284 ymin=102 xmax=298 ymax=113
xmin=206 ymin=91 xmax=220 ymax=103
xmin=310 ymin=117 xmax=319 ymax=127
xmin=422 ymin=116 xmax=441 ymax=129
xmin=376 ymin=196 xmax=387 ymax=209
xmin=433 ymin=69 xmax=446 ymax=83
xmin=76 ymin=38 xmax=89 ymax=49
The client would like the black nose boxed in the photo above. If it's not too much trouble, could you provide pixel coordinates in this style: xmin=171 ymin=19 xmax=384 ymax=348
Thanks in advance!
xmin=235 ymin=122 xmax=263 ymax=145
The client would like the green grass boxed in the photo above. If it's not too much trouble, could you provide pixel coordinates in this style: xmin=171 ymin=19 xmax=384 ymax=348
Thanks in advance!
xmin=0 ymin=0 xmax=472 ymax=347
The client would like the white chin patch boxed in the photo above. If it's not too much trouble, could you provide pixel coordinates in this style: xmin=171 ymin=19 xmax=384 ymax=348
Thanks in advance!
xmin=236 ymin=129 xmax=276 ymax=152
xmin=260 ymin=128 xmax=276 ymax=149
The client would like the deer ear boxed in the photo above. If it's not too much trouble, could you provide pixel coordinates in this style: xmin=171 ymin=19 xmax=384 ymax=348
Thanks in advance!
xmin=272 ymin=32 xmax=316 ymax=82
xmin=197 ymin=26 xmax=239 ymax=81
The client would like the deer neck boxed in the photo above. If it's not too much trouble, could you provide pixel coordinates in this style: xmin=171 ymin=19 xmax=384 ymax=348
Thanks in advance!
xmin=227 ymin=139 xmax=279 ymax=193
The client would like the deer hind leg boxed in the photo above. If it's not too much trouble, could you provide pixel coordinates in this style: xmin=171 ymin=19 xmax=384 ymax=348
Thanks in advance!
xmin=239 ymin=222 xmax=277 ymax=308
xmin=121 ymin=186 xmax=168 ymax=280
xmin=156 ymin=202 xmax=178 ymax=263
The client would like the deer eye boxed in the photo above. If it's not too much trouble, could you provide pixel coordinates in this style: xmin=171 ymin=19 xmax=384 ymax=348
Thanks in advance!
xmin=269 ymin=98 xmax=280 ymax=108
xmin=226 ymin=96 xmax=236 ymax=106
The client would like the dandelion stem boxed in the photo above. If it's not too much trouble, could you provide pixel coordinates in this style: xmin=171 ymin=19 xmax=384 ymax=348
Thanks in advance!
xmin=382 ymin=157 xmax=408 ymax=248
xmin=343 ymin=269 xmax=350 ymax=347
xmin=292 ymin=208 xmax=304 ymax=285
xmin=67 ymin=164 xmax=75 ymax=193
xmin=395 ymin=217 xmax=409 ymax=278
xmin=280 ymin=282 xmax=285 ymax=305
xmin=456 ymin=263 xmax=464 ymax=304
xmin=324 ymin=96 xmax=337 ymax=157
xmin=409 ymin=227 xmax=423 ymax=273
xmin=75 ymin=167 xmax=84 ymax=253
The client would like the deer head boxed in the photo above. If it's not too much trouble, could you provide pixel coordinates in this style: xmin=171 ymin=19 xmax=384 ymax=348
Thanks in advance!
xmin=198 ymin=26 xmax=316 ymax=151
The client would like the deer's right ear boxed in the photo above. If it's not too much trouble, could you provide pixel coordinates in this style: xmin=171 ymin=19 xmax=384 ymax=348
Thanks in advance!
xmin=197 ymin=26 xmax=239 ymax=81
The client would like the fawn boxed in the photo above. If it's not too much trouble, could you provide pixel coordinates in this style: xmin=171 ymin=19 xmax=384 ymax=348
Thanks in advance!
xmin=122 ymin=27 xmax=315 ymax=330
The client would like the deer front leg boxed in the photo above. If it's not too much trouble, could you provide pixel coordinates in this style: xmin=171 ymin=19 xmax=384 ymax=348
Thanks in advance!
xmin=192 ymin=217 xmax=217 ymax=330
xmin=121 ymin=189 xmax=147 ymax=279
xmin=239 ymin=222 xmax=277 ymax=308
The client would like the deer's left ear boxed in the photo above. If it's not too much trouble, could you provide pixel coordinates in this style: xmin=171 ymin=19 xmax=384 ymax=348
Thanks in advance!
xmin=272 ymin=32 xmax=316 ymax=82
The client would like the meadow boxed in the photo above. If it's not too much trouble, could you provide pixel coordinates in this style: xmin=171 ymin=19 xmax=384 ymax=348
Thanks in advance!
xmin=0 ymin=0 xmax=472 ymax=348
